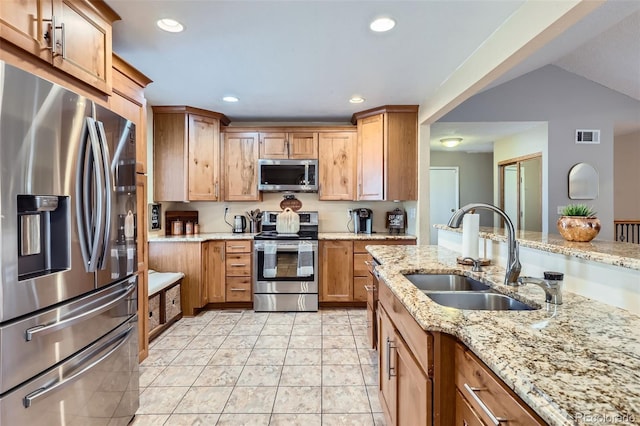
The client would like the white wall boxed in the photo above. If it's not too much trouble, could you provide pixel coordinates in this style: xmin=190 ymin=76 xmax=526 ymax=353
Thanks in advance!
xmin=439 ymin=65 xmax=640 ymax=240
xmin=614 ymin=130 xmax=640 ymax=220
xmin=430 ymin=151 xmax=494 ymax=226
xmin=493 ymin=123 xmax=548 ymax=231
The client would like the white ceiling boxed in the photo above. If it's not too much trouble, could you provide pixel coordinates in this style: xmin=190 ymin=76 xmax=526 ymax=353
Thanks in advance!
xmin=107 ymin=0 xmax=640 ymax=125
xmin=430 ymin=122 xmax=543 ymax=153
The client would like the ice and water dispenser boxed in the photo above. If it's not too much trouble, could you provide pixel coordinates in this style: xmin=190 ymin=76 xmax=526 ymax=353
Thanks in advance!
xmin=17 ymin=195 xmax=70 ymax=280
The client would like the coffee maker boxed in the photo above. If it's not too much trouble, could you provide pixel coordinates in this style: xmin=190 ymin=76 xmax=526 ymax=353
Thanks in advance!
xmin=352 ymin=208 xmax=373 ymax=234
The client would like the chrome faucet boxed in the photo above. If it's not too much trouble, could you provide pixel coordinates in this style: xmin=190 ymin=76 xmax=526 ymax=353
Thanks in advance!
xmin=517 ymin=272 xmax=564 ymax=304
xmin=447 ymin=203 xmax=521 ymax=286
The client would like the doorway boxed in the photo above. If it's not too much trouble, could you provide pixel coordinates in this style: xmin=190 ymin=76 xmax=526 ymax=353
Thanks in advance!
xmin=429 ymin=167 xmax=459 ymax=244
xmin=499 ymin=154 xmax=542 ymax=231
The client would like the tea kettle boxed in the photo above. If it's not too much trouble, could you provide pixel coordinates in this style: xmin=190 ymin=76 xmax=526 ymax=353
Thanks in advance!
xmin=233 ymin=215 xmax=247 ymax=233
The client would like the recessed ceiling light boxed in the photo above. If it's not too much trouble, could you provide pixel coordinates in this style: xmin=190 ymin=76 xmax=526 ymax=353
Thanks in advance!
xmin=370 ymin=17 xmax=395 ymax=32
xmin=349 ymin=96 xmax=365 ymax=104
xmin=157 ymin=18 xmax=184 ymax=33
xmin=440 ymin=138 xmax=463 ymax=148
xmin=223 ymin=96 xmax=239 ymax=103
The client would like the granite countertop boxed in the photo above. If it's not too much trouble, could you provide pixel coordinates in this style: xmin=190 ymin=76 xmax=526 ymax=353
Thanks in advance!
xmin=318 ymin=232 xmax=416 ymax=240
xmin=367 ymin=244 xmax=640 ymax=426
xmin=149 ymin=232 xmax=416 ymax=242
xmin=148 ymin=233 xmax=257 ymax=242
xmin=435 ymin=225 xmax=640 ymax=271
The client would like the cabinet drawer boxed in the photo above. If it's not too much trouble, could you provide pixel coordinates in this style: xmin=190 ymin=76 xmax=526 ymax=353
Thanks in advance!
xmin=354 ymin=253 xmax=372 ymax=276
xmin=226 ymin=253 xmax=252 ymax=276
xmin=226 ymin=240 xmax=252 ymax=253
xmin=353 ymin=276 xmax=371 ymax=302
xmin=226 ymin=277 xmax=252 ymax=302
xmin=165 ymin=283 xmax=182 ymax=322
xmin=455 ymin=344 xmax=545 ymax=425
xmin=455 ymin=389 xmax=485 ymax=426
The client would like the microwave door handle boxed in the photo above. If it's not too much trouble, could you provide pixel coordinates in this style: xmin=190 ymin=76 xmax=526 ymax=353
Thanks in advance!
xmin=304 ymin=163 xmax=309 ymax=185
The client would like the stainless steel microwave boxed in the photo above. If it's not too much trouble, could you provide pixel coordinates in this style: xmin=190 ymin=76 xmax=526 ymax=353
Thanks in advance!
xmin=258 ymin=159 xmax=318 ymax=192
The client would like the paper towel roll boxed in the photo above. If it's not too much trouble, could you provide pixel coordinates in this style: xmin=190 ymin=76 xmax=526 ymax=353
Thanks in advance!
xmin=462 ymin=214 xmax=479 ymax=259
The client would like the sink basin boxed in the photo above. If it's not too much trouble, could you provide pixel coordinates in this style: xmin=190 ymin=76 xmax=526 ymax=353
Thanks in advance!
xmin=426 ymin=292 xmax=536 ymax=311
xmin=403 ymin=274 xmax=490 ymax=292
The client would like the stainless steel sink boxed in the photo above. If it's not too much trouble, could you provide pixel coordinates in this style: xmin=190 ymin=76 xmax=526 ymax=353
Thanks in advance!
xmin=403 ymin=274 xmax=490 ymax=292
xmin=426 ymin=292 xmax=536 ymax=311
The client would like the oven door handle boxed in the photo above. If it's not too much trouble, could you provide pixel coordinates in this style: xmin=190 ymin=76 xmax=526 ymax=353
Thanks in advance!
xmin=255 ymin=245 xmax=316 ymax=252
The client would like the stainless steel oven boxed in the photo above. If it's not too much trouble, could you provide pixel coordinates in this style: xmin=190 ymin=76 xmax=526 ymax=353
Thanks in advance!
xmin=253 ymin=211 xmax=319 ymax=311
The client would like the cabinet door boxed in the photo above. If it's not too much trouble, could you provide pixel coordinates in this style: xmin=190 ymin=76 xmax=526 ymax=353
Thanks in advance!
xmin=0 ymin=0 xmax=52 ymax=62
xmin=318 ymin=132 xmax=356 ymax=200
xmin=259 ymin=132 xmax=288 ymax=159
xmin=203 ymin=241 xmax=225 ymax=303
xmin=357 ymin=114 xmax=384 ymax=200
xmin=289 ymin=132 xmax=318 ymax=159
xmin=386 ymin=112 xmax=418 ymax=201
xmin=378 ymin=305 xmax=397 ymax=426
xmin=455 ymin=390 xmax=486 ymax=426
xmin=319 ymin=240 xmax=353 ymax=301
xmin=153 ymin=112 xmax=188 ymax=202
xmin=188 ymin=114 xmax=220 ymax=200
xmin=396 ymin=330 xmax=432 ymax=426
xmin=52 ymin=0 xmax=112 ymax=93
xmin=224 ymin=132 xmax=260 ymax=201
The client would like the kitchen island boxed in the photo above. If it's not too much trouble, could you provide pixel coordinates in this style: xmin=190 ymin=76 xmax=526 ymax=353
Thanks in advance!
xmin=367 ymin=243 xmax=640 ymax=426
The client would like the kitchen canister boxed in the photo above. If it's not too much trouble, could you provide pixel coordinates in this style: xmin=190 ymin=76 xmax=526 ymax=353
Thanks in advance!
xmin=172 ymin=220 xmax=183 ymax=235
xmin=276 ymin=208 xmax=300 ymax=234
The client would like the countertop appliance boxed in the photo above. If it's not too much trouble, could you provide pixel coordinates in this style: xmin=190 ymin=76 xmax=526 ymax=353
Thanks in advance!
xmin=353 ymin=208 xmax=373 ymax=234
xmin=0 ymin=61 xmax=139 ymax=425
xmin=253 ymin=211 xmax=319 ymax=311
xmin=258 ymin=159 xmax=318 ymax=192
xmin=233 ymin=215 xmax=247 ymax=233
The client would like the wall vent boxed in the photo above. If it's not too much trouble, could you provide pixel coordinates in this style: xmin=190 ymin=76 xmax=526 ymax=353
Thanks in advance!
xmin=575 ymin=129 xmax=600 ymax=144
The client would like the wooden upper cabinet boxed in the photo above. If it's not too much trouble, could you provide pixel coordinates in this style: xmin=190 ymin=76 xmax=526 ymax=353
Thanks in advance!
xmin=259 ymin=132 xmax=318 ymax=159
xmin=319 ymin=240 xmax=353 ymax=302
xmin=0 ymin=0 xmax=119 ymax=93
xmin=357 ymin=114 xmax=384 ymax=200
xmin=318 ymin=132 xmax=356 ymax=200
xmin=352 ymin=105 xmax=418 ymax=201
xmin=152 ymin=106 xmax=229 ymax=202
xmin=224 ymin=132 xmax=260 ymax=201
xmin=188 ymin=114 xmax=221 ymax=200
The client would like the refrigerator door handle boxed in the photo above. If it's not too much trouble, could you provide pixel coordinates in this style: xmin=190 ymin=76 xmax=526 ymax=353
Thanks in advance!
xmin=75 ymin=121 xmax=92 ymax=269
xmin=25 ymin=282 xmax=136 ymax=341
xmin=110 ymin=120 xmax=133 ymax=180
xmin=95 ymin=120 xmax=112 ymax=269
xmin=22 ymin=324 xmax=134 ymax=408
xmin=86 ymin=118 xmax=106 ymax=272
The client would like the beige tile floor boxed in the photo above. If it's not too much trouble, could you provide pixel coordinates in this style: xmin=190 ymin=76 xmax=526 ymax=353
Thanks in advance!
xmin=133 ymin=308 xmax=385 ymax=426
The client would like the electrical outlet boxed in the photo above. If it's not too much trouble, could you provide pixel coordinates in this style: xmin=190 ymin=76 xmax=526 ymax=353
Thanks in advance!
xmin=409 ymin=208 xmax=416 ymax=219
xmin=347 ymin=209 xmax=353 ymax=218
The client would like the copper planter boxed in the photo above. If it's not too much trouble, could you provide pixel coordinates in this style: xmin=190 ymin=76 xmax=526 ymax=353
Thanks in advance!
xmin=557 ymin=216 xmax=601 ymax=242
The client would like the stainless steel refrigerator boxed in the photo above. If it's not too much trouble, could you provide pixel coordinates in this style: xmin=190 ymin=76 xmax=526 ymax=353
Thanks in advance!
xmin=0 ymin=60 xmax=139 ymax=425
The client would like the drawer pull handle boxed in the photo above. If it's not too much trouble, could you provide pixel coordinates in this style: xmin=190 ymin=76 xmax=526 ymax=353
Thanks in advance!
xmin=364 ymin=285 xmax=374 ymax=292
xmin=229 ymin=288 xmax=247 ymax=292
xmin=230 ymin=263 xmax=246 ymax=267
xmin=463 ymin=383 xmax=507 ymax=425
xmin=229 ymin=245 xmax=245 ymax=249
xmin=386 ymin=337 xmax=396 ymax=380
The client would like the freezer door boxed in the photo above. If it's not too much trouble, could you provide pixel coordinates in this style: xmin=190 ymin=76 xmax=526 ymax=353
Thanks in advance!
xmin=0 ymin=276 xmax=137 ymax=394
xmin=0 ymin=61 xmax=100 ymax=322
xmin=0 ymin=317 xmax=139 ymax=426
xmin=94 ymin=104 xmax=138 ymax=288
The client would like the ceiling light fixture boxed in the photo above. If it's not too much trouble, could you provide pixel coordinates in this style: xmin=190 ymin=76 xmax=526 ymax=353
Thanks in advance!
xmin=370 ymin=17 xmax=396 ymax=32
xmin=157 ymin=18 xmax=184 ymax=33
xmin=222 ymin=96 xmax=239 ymax=103
xmin=440 ymin=137 xmax=462 ymax=148
xmin=349 ymin=96 xmax=365 ymax=104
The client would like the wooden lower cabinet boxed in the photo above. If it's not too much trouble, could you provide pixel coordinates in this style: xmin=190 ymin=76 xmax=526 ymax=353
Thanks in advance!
xmin=319 ymin=240 xmax=353 ymax=302
xmin=224 ymin=240 xmax=252 ymax=303
xmin=203 ymin=241 xmax=225 ymax=303
xmin=377 ymin=277 xmax=547 ymax=426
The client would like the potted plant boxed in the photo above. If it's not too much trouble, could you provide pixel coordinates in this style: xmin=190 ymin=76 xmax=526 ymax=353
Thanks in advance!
xmin=557 ymin=204 xmax=601 ymax=242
